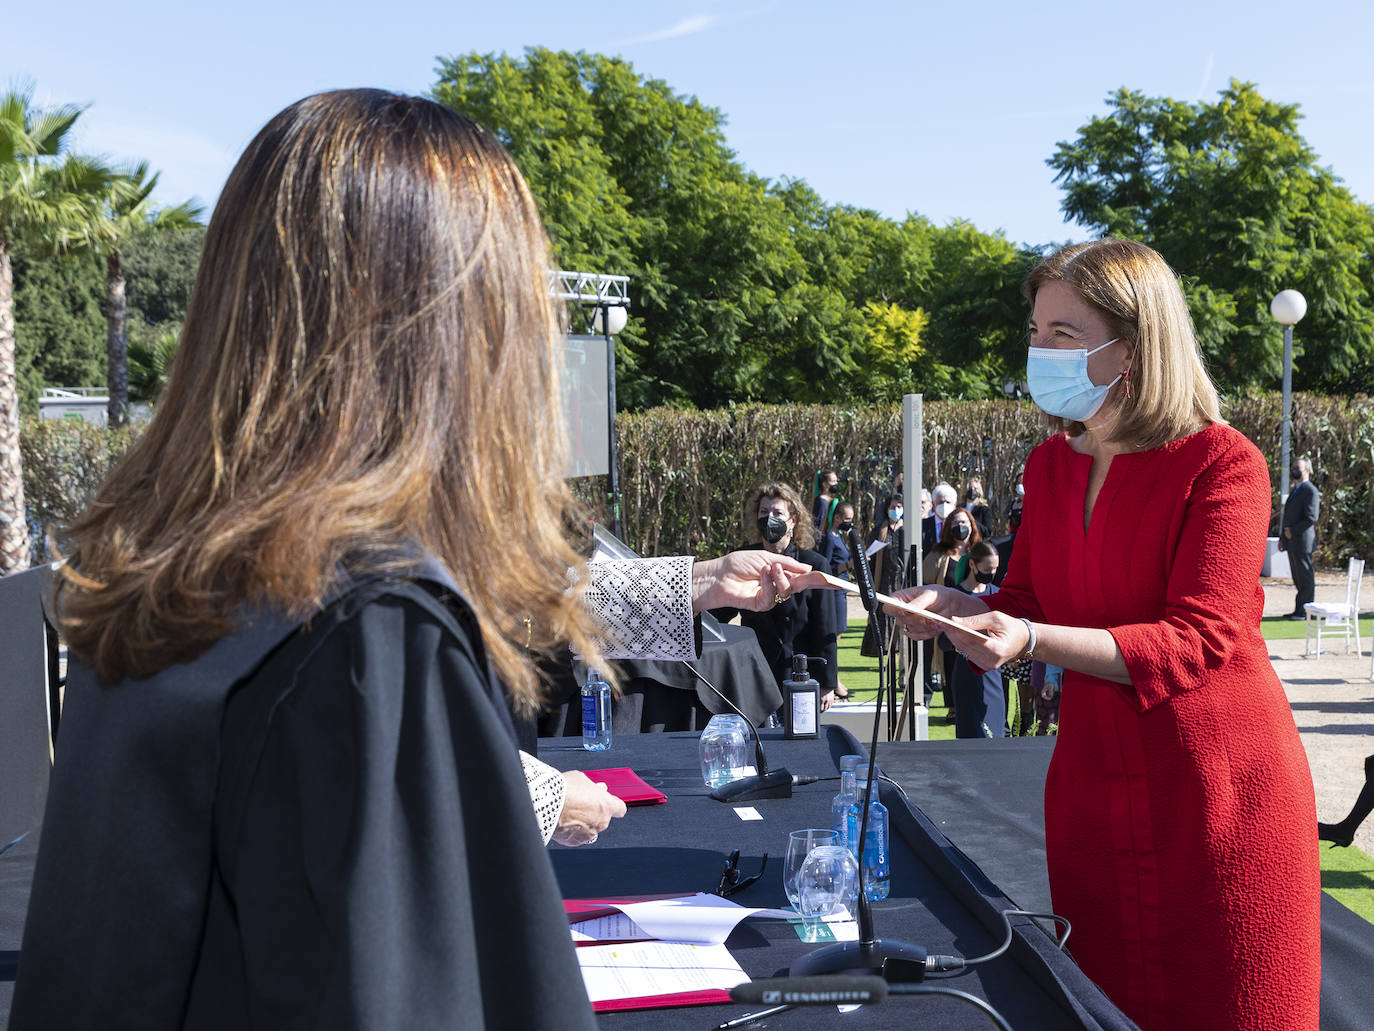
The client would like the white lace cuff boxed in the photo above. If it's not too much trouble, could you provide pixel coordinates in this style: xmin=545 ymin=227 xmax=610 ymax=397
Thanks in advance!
xmin=521 ymin=750 xmax=567 ymax=845
xmin=585 ymin=556 xmax=697 ymax=661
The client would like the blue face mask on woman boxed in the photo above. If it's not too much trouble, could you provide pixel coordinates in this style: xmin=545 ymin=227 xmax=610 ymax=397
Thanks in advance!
xmin=1026 ymin=338 xmax=1122 ymax=421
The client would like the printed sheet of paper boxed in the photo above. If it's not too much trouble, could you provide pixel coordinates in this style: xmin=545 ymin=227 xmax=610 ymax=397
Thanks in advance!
xmin=577 ymin=941 xmax=748 ymax=1005
xmin=864 ymin=539 xmax=889 ymax=558
xmin=570 ymin=892 xmax=792 ymax=946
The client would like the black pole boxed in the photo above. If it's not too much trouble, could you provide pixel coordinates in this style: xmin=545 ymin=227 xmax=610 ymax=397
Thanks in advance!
xmin=603 ymin=304 xmax=624 ymax=540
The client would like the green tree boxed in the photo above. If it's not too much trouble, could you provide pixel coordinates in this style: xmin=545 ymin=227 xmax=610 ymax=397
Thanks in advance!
xmin=123 ymin=223 xmax=205 ymax=326
xmin=0 ymin=85 xmax=112 ymax=573
xmin=1050 ymin=81 xmax=1374 ymax=394
xmin=435 ymin=50 xmax=1039 ymax=407
xmin=11 ymin=238 xmax=106 ymax=409
xmin=96 ymin=164 xmax=202 ymax=425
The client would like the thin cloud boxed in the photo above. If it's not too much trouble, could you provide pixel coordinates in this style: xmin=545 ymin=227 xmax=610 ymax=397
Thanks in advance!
xmin=618 ymin=14 xmax=719 ymax=46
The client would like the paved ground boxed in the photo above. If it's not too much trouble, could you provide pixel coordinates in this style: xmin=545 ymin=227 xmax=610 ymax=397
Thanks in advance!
xmin=1263 ymin=571 xmax=1374 ymax=853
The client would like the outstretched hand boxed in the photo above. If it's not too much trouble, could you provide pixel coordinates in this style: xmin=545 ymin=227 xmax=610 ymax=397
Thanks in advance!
xmin=692 ymin=551 xmax=840 ymax=612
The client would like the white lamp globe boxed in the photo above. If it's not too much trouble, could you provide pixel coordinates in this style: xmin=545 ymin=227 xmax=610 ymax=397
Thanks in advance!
xmin=1270 ymin=290 xmax=1307 ymax=326
xmin=592 ymin=305 xmax=629 ymax=335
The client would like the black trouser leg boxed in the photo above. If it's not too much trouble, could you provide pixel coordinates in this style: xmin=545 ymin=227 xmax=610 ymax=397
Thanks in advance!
xmin=1291 ymin=546 xmax=1316 ymax=611
xmin=1319 ymin=755 xmax=1374 ymax=847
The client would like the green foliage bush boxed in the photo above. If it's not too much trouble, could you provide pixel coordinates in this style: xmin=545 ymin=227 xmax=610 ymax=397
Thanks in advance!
xmin=598 ymin=395 xmax=1374 ymax=566
xmin=20 ymin=394 xmax=1372 ymax=569
xmin=20 ymin=417 xmax=140 ymax=562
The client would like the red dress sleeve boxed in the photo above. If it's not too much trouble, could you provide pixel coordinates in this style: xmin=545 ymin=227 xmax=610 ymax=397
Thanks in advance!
xmin=1107 ymin=432 xmax=1270 ymax=711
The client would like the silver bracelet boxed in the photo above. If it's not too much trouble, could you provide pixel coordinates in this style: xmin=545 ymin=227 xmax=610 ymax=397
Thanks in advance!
xmin=1019 ymin=618 xmax=1037 ymax=661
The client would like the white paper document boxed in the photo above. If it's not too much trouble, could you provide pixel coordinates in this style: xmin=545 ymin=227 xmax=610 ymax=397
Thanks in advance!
xmin=569 ymin=892 xmax=792 ymax=946
xmin=864 ymin=539 xmax=889 ymax=558
xmin=577 ymin=941 xmax=749 ymax=1004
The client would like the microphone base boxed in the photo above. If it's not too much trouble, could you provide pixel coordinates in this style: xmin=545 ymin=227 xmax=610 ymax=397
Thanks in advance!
xmin=709 ymin=769 xmax=794 ymax=802
xmin=789 ymin=939 xmax=929 ymax=983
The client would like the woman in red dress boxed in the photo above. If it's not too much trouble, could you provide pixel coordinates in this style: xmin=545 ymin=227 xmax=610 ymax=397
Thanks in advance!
xmin=892 ymin=238 xmax=1320 ymax=1030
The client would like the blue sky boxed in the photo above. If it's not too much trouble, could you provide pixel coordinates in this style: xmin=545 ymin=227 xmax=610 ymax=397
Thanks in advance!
xmin=12 ymin=1 xmax=1374 ymax=250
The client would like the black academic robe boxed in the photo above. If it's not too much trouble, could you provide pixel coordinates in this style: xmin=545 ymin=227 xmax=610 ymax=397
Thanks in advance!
xmin=11 ymin=569 xmax=595 ymax=1031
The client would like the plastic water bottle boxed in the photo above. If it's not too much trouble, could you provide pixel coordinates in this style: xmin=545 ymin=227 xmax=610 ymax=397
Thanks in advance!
xmin=581 ymin=670 xmax=612 ymax=751
xmin=832 ymin=755 xmax=864 ymax=853
xmin=846 ymin=782 xmax=891 ymax=900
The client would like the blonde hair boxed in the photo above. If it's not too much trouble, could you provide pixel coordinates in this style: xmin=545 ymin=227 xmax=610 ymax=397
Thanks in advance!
xmin=1022 ymin=238 xmax=1222 ymax=449
xmin=744 ymin=482 xmax=815 ymax=551
xmin=57 ymin=90 xmax=607 ymax=709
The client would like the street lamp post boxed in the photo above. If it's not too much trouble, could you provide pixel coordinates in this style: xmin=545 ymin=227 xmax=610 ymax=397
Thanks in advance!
xmin=592 ymin=303 xmax=630 ymax=539
xmin=1270 ymin=289 xmax=1307 ymax=502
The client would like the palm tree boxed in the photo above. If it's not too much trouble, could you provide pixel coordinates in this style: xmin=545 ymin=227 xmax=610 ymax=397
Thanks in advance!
xmin=102 ymin=165 xmax=201 ymax=425
xmin=0 ymin=85 xmax=112 ymax=575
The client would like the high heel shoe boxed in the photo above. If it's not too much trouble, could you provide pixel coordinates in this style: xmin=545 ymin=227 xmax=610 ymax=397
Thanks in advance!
xmin=1318 ymin=754 xmax=1374 ymax=848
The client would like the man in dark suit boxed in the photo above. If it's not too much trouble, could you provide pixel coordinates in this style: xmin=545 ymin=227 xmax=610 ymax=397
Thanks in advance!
xmin=1280 ymin=457 xmax=1320 ymax=619
xmin=921 ymin=482 xmax=957 ymax=556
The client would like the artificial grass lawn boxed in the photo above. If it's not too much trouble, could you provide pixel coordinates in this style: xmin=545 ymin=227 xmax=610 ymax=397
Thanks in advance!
xmin=1260 ymin=613 xmax=1372 ymax=641
xmin=834 ymin=618 xmax=1374 ymax=924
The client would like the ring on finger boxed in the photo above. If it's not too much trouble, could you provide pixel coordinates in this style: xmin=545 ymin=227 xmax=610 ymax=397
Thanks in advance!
xmin=777 ymin=592 xmax=791 ymax=601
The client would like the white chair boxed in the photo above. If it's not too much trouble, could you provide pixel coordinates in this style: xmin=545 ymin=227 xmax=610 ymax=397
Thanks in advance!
xmin=1305 ymin=557 xmax=1365 ymax=657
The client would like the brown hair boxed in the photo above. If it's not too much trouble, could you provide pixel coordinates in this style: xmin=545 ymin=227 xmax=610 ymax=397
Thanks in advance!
xmin=938 ymin=507 xmax=983 ymax=552
xmin=56 ymin=89 xmax=607 ymax=709
xmin=744 ymin=482 xmax=815 ymax=551
xmin=969 ymin=540 xmax=998 ymax=564
xmin=1022 ymin=238 xmax=1222 ymax=449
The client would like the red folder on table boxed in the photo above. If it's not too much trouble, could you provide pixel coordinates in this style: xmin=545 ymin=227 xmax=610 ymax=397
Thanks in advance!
xmin=584 ymin=767 xmax=666 ymax=805
xmin=566 ymin=896 xmax=744 ymax=1012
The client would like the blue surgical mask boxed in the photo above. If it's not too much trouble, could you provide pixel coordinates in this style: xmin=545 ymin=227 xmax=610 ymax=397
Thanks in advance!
xmin=888 ymin=507 xmax=903 ymax=522
xmin=1026 ymin=339 xmax=1122 ymax=421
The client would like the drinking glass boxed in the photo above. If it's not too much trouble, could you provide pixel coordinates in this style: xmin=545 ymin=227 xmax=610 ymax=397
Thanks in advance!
xmin=797 ymin=845 xmax=860 ymax=942
xmin=783 ymin=828 xmax=838 ymax=909
xmin=699 ymin=715 xmax=752 ymax=788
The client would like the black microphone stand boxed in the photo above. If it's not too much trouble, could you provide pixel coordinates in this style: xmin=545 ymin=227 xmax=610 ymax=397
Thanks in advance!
xmin=790 ymin=526 xmax=928 ymax=981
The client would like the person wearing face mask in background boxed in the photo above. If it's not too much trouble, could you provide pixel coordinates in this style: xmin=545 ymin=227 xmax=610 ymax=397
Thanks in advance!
xmin=963 ymin=478 xmax=993 ymax=539
xmin=920 ymin=482 xmax=957 ymax=555
xmin=860 ymin=493 xmax=906 ymax=662
xmin=711 ymin=482 xmax=839 ymax=714
xmin=921 ymin=507 xmax=984 ymax=717
xmin=888 ymin=238 xmax=1319 ymax=1031
xmin=939 ymin=541 xmax=1006 ymax=738
xmin=811 ymin=468 xmax=840 ymax=536
xmin=821 ymin=501 xmax=857 ymax=699
xmin=1278 ymin=457 xmax=1320 ymax=618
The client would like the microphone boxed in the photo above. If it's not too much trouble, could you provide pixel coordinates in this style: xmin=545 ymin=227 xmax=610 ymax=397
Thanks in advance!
xmin=682 ymin=661 xmax=795 ymax=802
xmin=730 ymin=975 xmax=888 ymax=1006
xmin=848 ymin=526 xmax=877 ymax=613
xmin=787 ymin=524 xmax=929 ymax=981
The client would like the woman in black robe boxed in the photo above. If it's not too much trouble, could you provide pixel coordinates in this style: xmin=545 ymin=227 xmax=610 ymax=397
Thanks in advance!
xmin=13 ymin=91 xmax=706 ymax=1031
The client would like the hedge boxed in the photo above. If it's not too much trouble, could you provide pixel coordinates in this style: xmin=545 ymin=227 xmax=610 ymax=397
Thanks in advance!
xmin=19 ymin=392 xmax=1374 ymax=568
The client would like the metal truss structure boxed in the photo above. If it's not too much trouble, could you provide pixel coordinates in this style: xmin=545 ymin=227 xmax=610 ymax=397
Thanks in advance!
xmin=547 ymin=269 xmax=631 ymax=308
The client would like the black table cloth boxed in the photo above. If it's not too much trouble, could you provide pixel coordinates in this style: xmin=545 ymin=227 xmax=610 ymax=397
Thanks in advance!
xmin=547 ymin=726 xmax=1136 ymax=1030
xmin=876 ymin=736 xmax=1374 ymax=1031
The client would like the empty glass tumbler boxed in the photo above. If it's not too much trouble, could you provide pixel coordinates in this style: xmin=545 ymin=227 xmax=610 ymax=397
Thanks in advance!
xmin=797 ymin=845 xmax=860 ymax=942
xmin=699 ymin=714 xmax=754 ymax=788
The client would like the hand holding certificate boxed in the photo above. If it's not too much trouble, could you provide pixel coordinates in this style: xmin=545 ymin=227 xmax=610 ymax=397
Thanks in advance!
xmin=809 ymin=571 xmax=992 ymax=642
